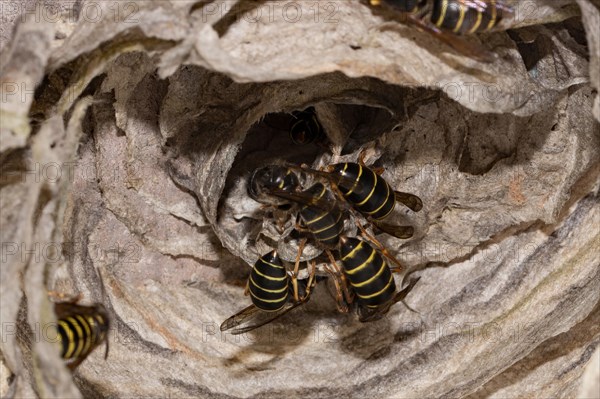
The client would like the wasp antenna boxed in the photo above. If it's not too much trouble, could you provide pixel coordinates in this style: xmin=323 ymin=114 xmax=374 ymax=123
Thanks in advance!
xmin=95 ymin=266 xmax=108 ymax=303
xmin=104 ymin=338 xmax=110 ymax=360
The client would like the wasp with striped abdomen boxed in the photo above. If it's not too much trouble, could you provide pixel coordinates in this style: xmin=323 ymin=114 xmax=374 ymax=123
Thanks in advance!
xmin=325 ymin=162 xmax=423 ymax=238
xmin=244 ymin=162 xmax=423 ymax=318
xmin=247 ymin=165 xmax=353 ymax=311
xmin=339 ymin=236 xmax=420 ymax=322
xmin=220 ymin=250 xmax=316 ymax=334
xmin=247 ymin=164 xmax=419 ymax=313
xmin=251 ymin=162 xmax=421 ymax=241
xmin=53 ymin=299 xmax=110 ymax=370
xmin=248 ymin=165 xmax=345 ymax=248
xmin=368 ymin=0 xmax=514 ymax=61
xmin=296 ymin=159 xmax=422 ymax=242
xmin=269 ymin=181 xmax=346 ymax=249
xmin=269 ymin=180 xmax=357 ymax=312
xmin=290 ymin=189 xmax=418 ymax=322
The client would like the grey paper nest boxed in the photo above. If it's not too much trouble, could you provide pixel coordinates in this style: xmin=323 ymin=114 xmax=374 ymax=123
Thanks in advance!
xmin=1 ymin=0 xmax=599 ymax=398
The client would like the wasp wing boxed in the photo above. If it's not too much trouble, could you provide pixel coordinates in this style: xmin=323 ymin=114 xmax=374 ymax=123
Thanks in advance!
xmin=458 ymin=0 xmax=514 ymax=17
xmin=408 ymin=14 xmax=496 ymax=62
xmin=357 ymin=276 xmax=421 ymax=322
xmin=394 ymin=191 xmax=423 ymax=212
xmin=280 ymin=164 xmax=359 ymax=194
xmin=394 ymin=276 xmax=421 ymax=303
xmin=267 ymin=188 xmax=341 ymax=213
xmin=220 ymin=304 xmax=261 ymax=333
xmin=220 ymin=301 xmax=306 ymax=335
xmin=372 ymin=221 xmax=414 ymax=239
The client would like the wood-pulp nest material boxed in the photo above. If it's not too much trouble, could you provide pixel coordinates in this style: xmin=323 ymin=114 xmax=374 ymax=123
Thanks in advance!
xmin=1 ymin=0 xmax=599 ymax=398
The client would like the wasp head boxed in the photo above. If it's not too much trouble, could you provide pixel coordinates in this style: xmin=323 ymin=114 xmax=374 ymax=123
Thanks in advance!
xmin=248 ymin=165 xmax=300 ymax=205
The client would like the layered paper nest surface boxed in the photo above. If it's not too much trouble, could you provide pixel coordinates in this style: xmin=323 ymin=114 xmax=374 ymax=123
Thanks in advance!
xmin=1 ymin=1 xmax=599 ymax=397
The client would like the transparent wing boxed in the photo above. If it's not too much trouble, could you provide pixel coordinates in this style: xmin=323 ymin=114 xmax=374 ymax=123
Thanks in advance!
xmin=406 ymin=14 xmax=496 ymax=62
xmin=358 ymin=276 xmax=421 ymax=322
xmin=372 ymin=221 xmax=414 ymax=239
xmin=54 ymin=301 xmax=106 ymax=319
xmin=220 ymin=301 xmax=306 ymax=335
xmin=288 ymin=165 xmax=364 ymax=194
xmin=267 ymin=187 xmax=340 ymax=213
xmin=394 ymin=191 xmax=423 ymax=212
xmin=459 ymin=0 xmax=514 ymax=16
xmin=456 ymin=0 xmax=488 ymax=14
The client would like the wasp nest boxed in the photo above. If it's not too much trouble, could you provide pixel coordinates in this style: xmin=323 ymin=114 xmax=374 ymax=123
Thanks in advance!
xmin=1 ymin=0 xmax=599 ymax=398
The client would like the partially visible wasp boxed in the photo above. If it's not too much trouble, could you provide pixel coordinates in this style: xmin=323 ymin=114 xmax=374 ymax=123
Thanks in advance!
xmin=295 ymin=159 xmax=423 ymax=241
xmin=289 ymin=107 xmax=326 ymax=146
xmin=368 ymin=0 xmax=515 ymax=61
xmin=246 ymin=164 xmax=420 ymax=314
xmin=339 ymin=236 xmax=420 ymax=322
xmin=247 ymin=165 xmax=352 ymax=309
xmin=266 ymin=180 xmax=356 ymax=312
xmin=268 ymin=181 xmax=346 ymax=249
xmin=53 ymin=299 xmax=110 ymax=370
xmin=220 ymin=250 xmax=316 ymax=334
xmin=248 ymin=164 xmax=300 ymax=208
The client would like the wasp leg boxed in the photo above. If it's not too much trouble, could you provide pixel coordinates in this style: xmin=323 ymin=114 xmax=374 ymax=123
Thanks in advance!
xmin=292 ymin=238 xmax=307 ymax=277
xmin=353 ymin=218 xmax=404 ymax=271
xmin=302 ymin=260 xmax=317 ymax=301
xmin=325 ymin=249 xmax=354 ymax=305
xmin=47 ymin=291 xmax=82 ymax=304
xmin=356 ymin=147 xmax=385 ymax=175
xmin=356 ymin=149 xmax=383 ymax=174
xmin=291 ymin=238 xmax=308 ymax=303
xmin=358 ymin=148 xmax=368 ymax=166
xmin=294 ymin=216 xmax=311 ymax=234
xmin=322 ymin=263 xmax=350 ymax=313
xmin=244 ymin=279 xmax=250 ymax=296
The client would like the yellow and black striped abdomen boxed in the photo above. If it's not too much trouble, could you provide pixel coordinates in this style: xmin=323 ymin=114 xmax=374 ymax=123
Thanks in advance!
xmin=299 ymin=183 xmax=344 ymax=247
xmin=340 ymin=237 xmax=396 ymax=307
xmin=57 ymin=309 xmax=108 ymax=364
xmin=249 ymin=251 xmax=289 ymax=311
xmin=431 ymin=0 xmax=501 ymax=34
xmin=331 ymin=163 xmax=395 ymax=221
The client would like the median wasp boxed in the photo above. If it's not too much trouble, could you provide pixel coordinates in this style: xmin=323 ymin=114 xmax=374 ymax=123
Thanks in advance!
xmin=294 ymin=157 xmax=423 ymax=241
xmin=220 ymin=250 xmax=316 ymax=334
xmin=340 ymin=236 xmax=420 ymax=322
xmin=368 ymin=0 xmax=515 ymax=61
xmin=289 ymin=107 xmax=326 ymax=146
xmin=53 ymin=298 xmax=110 ymax=370
xmin=245 ymin=164 xmax=421 ymax=319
